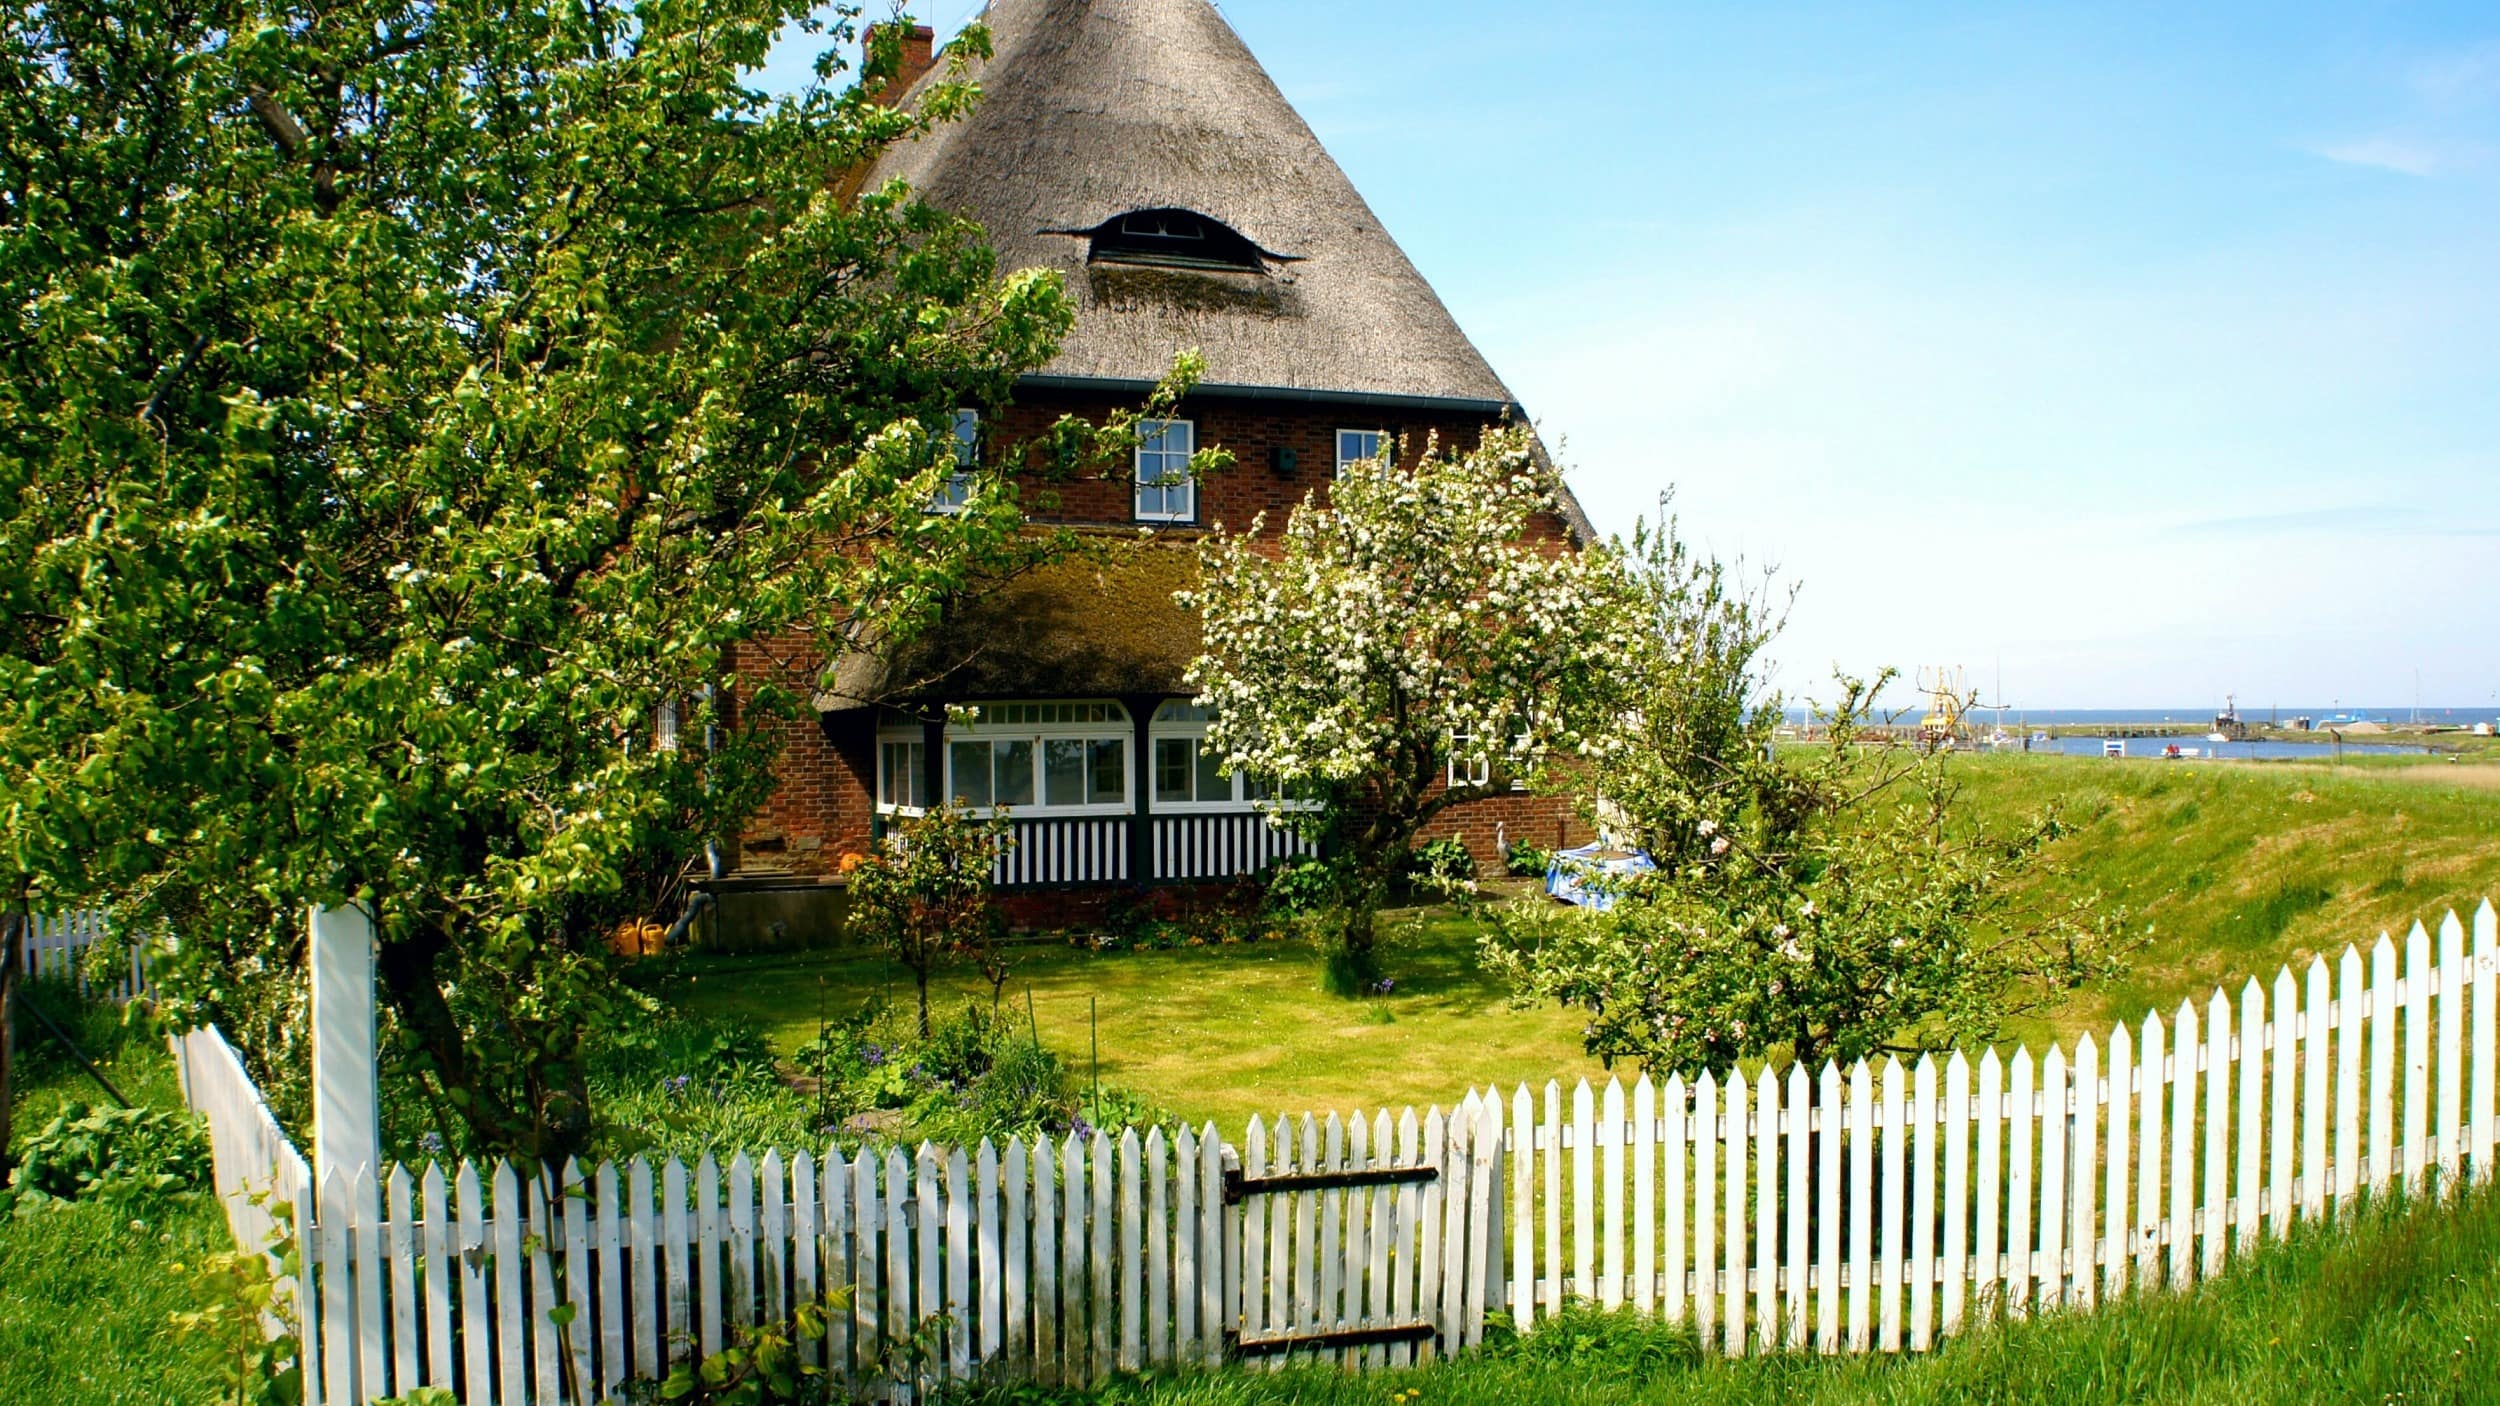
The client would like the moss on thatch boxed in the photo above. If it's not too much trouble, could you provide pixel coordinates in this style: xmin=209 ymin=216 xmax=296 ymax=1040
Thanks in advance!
xmin=820 ymin=537 xmax=1203 ymax=709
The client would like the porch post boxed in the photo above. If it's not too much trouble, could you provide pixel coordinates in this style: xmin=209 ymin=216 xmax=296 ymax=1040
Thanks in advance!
xmin=309 ymin=903 xmax=380 ymax=1198
xmin=1125 ymin=694 xmax=1157 ymax=884
xmin=920 ymin=713 xmax=946 ymax=809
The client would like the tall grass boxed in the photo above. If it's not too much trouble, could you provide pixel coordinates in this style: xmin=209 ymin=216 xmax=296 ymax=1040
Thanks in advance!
xmin=0 ymin=981 xmax=230 ymax=1406
xmin=958 ymin=1178 xmax=2500 ymax=1404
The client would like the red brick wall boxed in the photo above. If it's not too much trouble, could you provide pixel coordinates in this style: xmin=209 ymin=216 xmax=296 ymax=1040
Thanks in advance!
xmin=729 ymin=635 xmax=878 ymax=877
xmin=974 ymin=388 xmax=1579 ymax=548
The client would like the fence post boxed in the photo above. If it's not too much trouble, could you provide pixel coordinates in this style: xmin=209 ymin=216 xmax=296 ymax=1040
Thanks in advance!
xmin=309 ymin=904 xmax=380 ymax=1204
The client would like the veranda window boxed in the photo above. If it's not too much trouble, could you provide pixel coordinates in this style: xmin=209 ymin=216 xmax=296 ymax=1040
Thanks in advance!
xmin=908 ymin=700 xmax=1132 ymax=816
xmin=1149 ymin=700 xmax=1314 ymax=811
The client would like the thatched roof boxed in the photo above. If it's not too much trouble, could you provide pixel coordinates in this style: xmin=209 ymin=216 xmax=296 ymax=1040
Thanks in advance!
xmin=865 ymin=0 xmax=1516 ymax=407
xmin=817 ymin=539 xmax=1202 ymax=710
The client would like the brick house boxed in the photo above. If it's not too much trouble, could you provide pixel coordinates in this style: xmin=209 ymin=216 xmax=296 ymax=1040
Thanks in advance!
xmin=718 ymin=0 xmax=1593 ymax=935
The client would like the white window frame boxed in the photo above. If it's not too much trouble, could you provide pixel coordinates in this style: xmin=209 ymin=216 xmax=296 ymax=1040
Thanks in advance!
xmin=874 ymin=732 xmax=930 ymax=815
xmin=1335 ymin=427 xmax=1387 ymax=478
xmin=928 ymin=408 xmax=980 ymax=513
xmin=1133 ymin=418 xmax=1196 ymax=522
xmin=1150 ymin=700 xmax=1321 ymax=814
xmin=1447 ymin=726 xmax=1492 ymax=791
xmin=884 ymin=701 xmax=1133 ymax=818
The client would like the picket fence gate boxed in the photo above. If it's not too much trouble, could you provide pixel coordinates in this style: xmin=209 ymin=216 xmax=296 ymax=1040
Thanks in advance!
xmin=179 ymin=905 xmax=2500 ymax=1404
xmin=11 ymin=908 xmax=150 ymax=1003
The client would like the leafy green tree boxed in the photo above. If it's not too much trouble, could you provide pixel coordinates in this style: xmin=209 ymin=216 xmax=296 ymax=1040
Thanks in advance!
xmin=844 ymin=801 xmax=1009 ymax=1040
xmin=1489 ymin=651 xmax=2138 ymax=1069
xmin=1183 ymin=425 xmax=1640 ymax=979
xmin=0 ymin=0 xmax=1077 ymax=1166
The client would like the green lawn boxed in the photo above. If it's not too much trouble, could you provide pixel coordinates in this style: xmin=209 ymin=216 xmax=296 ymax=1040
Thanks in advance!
xmin=968 ymin=1175 xmax=2500 ymax=1405
xmin=0 ymin=988 xmax=229 ymax=1406
xmin=656 ymin=901 xmax=1612 ymax=1136
xmin=665 ymin=754 xmax=2500 ymax=1137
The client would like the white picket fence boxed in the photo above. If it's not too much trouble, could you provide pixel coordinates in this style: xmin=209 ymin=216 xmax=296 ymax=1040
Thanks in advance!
xmin=1502 ymin=905 xmax=2500 ymax=1354
xmin=12 ymin=907 xmax=150 ymax=1002
xmin=179 ymin=904 xmax=2500 ymax=1403
xmin=172 ymin=1026 xmax=324 ymax=1376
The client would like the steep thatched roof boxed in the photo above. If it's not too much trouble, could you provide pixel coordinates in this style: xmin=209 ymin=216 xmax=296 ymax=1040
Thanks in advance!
xmin=817 ymin=539 xmax=1202 ymax=710
xmin=865 ymin=0 xmax=1515 ymax=407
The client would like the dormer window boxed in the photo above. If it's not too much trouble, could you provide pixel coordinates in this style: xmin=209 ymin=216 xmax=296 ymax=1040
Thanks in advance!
xmin=1064 ymin=207 xmax=1296 ymax=274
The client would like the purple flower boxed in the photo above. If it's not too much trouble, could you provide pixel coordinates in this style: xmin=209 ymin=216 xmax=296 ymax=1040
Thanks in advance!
xmin=1071 ymin=1113 xmax=1096 ymax=1141
xmin=417 ymin=1130 xmax=447 ymax=1157
xmin=1373 ymin=977 xmax=1396 ymax=995
xmin=858 ymin=1043 xmax=886 ymax=1068
xmin=664 ymin=1074 xmax=693 ymax=1096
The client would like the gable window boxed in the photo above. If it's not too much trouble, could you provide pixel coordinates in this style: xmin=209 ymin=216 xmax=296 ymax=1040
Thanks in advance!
xmin=885 ymin=700 xmax=1130 ymax=816
xmin=1134 ymin=419 xmax=1195 ymax=522
xmin=929 ymin=409 xmax=980 ymax=512
xmin=1336 ymin=428 xmax=1387 ymax=478
xmin=1070 ymin=207 xmax=1296 ymax=273
xmin=1447 ymin=727 xmax=1492 ymax=791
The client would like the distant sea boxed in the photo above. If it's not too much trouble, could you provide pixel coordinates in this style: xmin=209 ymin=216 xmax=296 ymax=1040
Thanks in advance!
xmin=1784 ymin=705 xmax=2500 ymax=728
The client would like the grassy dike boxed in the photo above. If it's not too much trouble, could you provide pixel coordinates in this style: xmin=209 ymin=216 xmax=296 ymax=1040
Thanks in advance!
xmin=1936 ymin=751 xmax=2500 ymax=1048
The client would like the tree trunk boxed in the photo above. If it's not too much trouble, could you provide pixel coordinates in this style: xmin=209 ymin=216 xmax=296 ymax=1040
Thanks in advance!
xmin=915 ymin=969 xmax=932 ymax=1041
xmin=375 ymin=922 xmax=528 ymax=1157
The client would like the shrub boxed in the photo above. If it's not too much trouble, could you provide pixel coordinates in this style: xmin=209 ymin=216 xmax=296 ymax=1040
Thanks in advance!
xmin=2 ymin=1101 xmax=208 ymax=1214
xmin=1504 ymin=839 xmax=1555 ymax=878
xmin=1260 ymin=854 xmax=1348 ymax=919
xmin=1397 ymin=836 xmax=1478 ymax=890
xmin=847 ymin=803 xmax=1012 ymax=1038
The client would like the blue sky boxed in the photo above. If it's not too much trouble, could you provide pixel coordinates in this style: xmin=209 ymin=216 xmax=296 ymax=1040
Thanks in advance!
xmin=762 ymin=4 xmax=2500 ymax=712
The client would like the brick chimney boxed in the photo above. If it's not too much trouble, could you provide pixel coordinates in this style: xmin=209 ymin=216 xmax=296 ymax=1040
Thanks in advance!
xmin=865 ymin=22 xmax=937 ymax=106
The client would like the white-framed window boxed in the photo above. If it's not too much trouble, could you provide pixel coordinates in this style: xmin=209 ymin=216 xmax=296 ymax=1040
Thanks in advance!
xmin=1447 ymin=726 xmax=1492 ymax=790
xmin=1336 ymin=428 xmax=1387 ymax=478
xmin=656 ymin=700 xmax=682 ymax=752
xmin=929 ymin=408 xmax=980 ymax=512
xmin=1149 ymin=700 xmax=1315 ymax=811
xmin=878 ymin=737 xmax=929 ymax=811
xmin=881 ymin=701 xmax=1131 ymax=816
xmin=1134 ymin=419 xmax=1195 ymax=522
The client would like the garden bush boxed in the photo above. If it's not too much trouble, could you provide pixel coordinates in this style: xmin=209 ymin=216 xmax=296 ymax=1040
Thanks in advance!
xmin=1398 ymin=836 xmax=1478 ymax=890
xmin=0 ymin=1101 xmax=208 ymax=1216
xmin=1504 ymin=840 xmax=1555 ymax=878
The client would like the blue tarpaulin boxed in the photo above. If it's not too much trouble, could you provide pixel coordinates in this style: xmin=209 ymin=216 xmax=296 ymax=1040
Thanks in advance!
xmin=1544 ymin=843 xmax=1656 ymax=911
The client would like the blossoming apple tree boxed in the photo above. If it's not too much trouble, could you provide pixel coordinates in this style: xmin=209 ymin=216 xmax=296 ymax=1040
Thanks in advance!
xmin=1181 ymin=425 xmax=1640 ymax=974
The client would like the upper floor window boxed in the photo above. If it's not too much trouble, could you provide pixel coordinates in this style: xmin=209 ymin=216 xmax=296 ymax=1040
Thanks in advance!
xmin=1134 ymin=419 xmax=1195 ymax=522
xmin=1336 ymin=429 xmax=1387 ymax=478
xmin=1447 ymin=726 xmax=1492 ymax=791
xmin=929 ymin=409 xmax=979 ymax=512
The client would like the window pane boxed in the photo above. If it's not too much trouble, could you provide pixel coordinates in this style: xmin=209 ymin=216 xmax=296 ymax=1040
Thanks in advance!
xmin=1155 ymin=738 xmax=1195 ymax=803
xmin=1195 ymin=745 xmax=1228 ymax=803
xmin=949 ymin=741 xmax=992 ymax=807
xmin=906 ymin=744 xmax=927 ymax=807
xmin=1090 ymin=739 xmax=1126 ymax=803
xmin=1337 ymin=429 xmax=1383 ymax=476
xmin=952 ymin=409 xmax=979 ymax=466
xmin=1244 ymin=771 xmax=1275 ymax=801
xmin=993 ymin=740 xmax=1034 ymax=806
xmin=1044 ymin=739 xmax=1087 ymax=807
